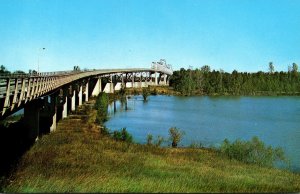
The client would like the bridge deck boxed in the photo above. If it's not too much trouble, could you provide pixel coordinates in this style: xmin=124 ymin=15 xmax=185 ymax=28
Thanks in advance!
xmin=0 ymin=67 xmax=172 ymax=119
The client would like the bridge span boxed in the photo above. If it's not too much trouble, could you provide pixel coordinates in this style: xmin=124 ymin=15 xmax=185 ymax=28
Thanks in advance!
xmin=0 ymin=62 xmax=172 ymax=140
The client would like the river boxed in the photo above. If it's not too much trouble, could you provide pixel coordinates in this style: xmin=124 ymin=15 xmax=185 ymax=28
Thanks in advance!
xmin=105 ymin=95 xmax=300 ymax=172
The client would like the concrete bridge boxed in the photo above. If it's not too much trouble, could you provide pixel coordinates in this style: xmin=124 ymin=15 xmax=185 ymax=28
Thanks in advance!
xmin=0 ymin=60 xmax=173 ymax=140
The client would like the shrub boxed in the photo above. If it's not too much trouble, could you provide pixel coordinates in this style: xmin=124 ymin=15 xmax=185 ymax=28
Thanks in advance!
xmin=133 ymin=89 xmax=139 ymax=95
xmin=113 ymin=130 xmax=122 ymax=140
xmin=146 ymin=134 xmax=153 ymax=145
xmin=151 ymin=88 xmax=158 ymax=95
xmin=95 ymin=92 xmax=109 ymax=124
xmin=154 ymin=136 xmax=164 ymax=147
xmin=112 ymin=128 xmax=133 ymax=143
xmin=142 ymin=87 xmax=150 ymax=101
xmin=189 ymin=141 xmax=204 ymax=149
xmin=100 ymin=126 xmax=110 ymax=136
xmin=169 ymin=127 xmax=185 ymax=148
xmin=220 ymin=136 xmax=287 ymax=167
xmin=119 ymin=86 xmax=126 ymax=97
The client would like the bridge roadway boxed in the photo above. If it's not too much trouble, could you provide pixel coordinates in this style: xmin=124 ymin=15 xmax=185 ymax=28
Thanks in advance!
xmin=0 ymin=66 xmax=172 ymax=140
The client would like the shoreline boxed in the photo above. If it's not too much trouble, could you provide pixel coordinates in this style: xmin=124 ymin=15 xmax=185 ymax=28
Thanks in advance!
xmin=125 ymin=86 xmax=300 ymax=97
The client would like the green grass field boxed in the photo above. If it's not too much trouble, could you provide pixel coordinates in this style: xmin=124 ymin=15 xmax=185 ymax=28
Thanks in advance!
xmin=4 ymin=101 xmax=300 ymax=193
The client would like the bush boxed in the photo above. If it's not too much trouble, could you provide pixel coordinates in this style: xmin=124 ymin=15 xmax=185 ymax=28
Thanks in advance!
xmin=142 ymin=87 xmax=150 ymax=101
xmin=95 ymin=92 xmax=109 ymax=124
xmin=169 ymin=127 xmax=185 ymax=148
xmin=189 ymin=141 xmax=204 ymax=149
xmin=146 ymin=134 xmax=153 ymax=145
xmin=100 ymin=126 xmax=110 ymax=136
xmin=133 ymin=89 xmax=139 ymax=95
xmin=112 ymin=128 xmax=133 ymax=143
xmin=220 ymin=136 xmax=287 ymax=167
xmin=151 ymin=88 xmax=158 ymax=95
xmin=118 ymin=86 xmax=126 ymax=97
xmin=154 ymin=136 xmax=164 ymax=147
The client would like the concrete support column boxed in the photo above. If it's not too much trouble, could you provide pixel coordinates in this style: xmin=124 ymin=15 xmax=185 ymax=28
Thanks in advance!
xmin=62 ymin=96 xmax=68 ymax=118
xmin=166 ymin=76 xmax=169 ymax=85
xmin=92 ymin=78 xmax=102 ymax=96
xmin=121 ymin=74 xmax=125 ymax=88
xmin=50 ymin=108 xmax=57 ymax=132
xmin=78 ymin=85 xmax=83 ymax=106
xmin=50 ymin=95 xmax=57 ymax=132
xmin=110 ymin=75 xmax=114 ymax=93
xmin=150 ymin=73 xmax=153 ymax=85
xmin=145 ymin=73 xmax=148 ymax=87
xmin=132 ymin=73 xmax=135 ymax=88
xmin=85 ymin=82 xmax=89 ymax=102
xmin=71 ymin=90 xmax=76 ymax=111
xmin=24 ymin=101 xmax=41 ymax=141
xmin=155 ymin=72 xmax=158 ymax=85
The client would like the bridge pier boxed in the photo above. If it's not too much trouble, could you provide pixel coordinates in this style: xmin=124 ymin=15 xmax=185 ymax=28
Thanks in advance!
xmin=162 ymin=74 xmax=167 ymax=85
xmin=50 ymin=95 xmax=57 ymax=132
xmin=71 ymin=90 xmax=76 ymax=111
xmin=139 ymin=73 xmax=142 ymax=88
xmin=78 ymin=85 xmax=83 ymax=106
xmin=132 ymin=73 xmax=135 ymax=88
xmin=24 ymin=100 xmax=42 ymax=141
xmin=166 ymin=75 xmax=169 ymax=85
xmin=110 ymin=75 xmax=114 ymax=93
xmin=121 ymin=74 xmax=125 ymax=88
xmin=92 ymin=78 xmax=102 ymax=96
xmin=50 ymin=107 xmax=57 ymax=132
xmin=85 ymin=82 xmax=89 ymax=102
xmin=154 ymin=72 xmax=158 ymax=85
xmin=62 ymin=96 xmax=68 ymax=118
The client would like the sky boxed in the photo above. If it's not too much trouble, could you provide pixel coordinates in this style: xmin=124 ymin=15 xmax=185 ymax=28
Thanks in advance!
xmin=0 ymin=0 xmax=299 ymax=73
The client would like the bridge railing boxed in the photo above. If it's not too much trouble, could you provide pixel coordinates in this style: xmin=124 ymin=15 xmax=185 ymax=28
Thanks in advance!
xmin=0 ymin=70 xmax=88 ymax=78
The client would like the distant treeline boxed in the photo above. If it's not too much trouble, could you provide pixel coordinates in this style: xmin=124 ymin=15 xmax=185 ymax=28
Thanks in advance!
xmin=170 ymin=63 xmax=300 ymax=95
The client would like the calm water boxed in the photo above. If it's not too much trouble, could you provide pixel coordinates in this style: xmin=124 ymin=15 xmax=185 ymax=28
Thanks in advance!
xmin=105 ymin=95 xmax=300 ymax=172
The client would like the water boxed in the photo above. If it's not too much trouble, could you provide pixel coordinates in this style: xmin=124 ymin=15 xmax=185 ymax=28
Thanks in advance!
xmin=105 ymin=95 xmax=300 ymax=172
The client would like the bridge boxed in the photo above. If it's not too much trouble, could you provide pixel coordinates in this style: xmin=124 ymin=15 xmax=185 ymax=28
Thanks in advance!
xmin=0 ymin=60 xmax=173 ymax=140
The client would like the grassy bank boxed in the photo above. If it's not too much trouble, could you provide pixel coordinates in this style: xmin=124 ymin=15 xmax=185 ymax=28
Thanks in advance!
xmin=3 ymin=100 xmax=300 ymax=193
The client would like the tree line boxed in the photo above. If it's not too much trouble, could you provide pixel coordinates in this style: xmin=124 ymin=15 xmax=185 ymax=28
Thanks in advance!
xmin=170 ymin=63 xmax=300 ymax=96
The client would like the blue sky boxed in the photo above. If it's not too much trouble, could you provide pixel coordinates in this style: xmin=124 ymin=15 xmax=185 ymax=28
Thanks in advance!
xmin=0 ymin=0 xmax=299 ymax=72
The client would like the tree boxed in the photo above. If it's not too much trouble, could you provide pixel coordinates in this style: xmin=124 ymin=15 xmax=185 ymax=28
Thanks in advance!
xmin=201 ymin=65 xmax=211 ymax=73
xmin=292 ymin=63 xmax=298 ymax=77
xmin=146 ymin=134 xmax=153 ymax=145
xmin=142 ymin=87 xmax=150 ymax=101
xmin=0 ymin=65 xmax=10 ymax=74
xmin=169 ymin=127 xmax=184 ymax=148
xmin=13 ymin=70 xmax=26 ymax=75
xmin=269 ymin=62 xmax=274 ymax=74
xmin=95 ymin=92 xmax=109 ymax=124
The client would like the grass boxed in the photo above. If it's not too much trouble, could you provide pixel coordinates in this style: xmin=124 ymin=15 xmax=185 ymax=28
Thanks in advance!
xmin=3 ymin=100 xmax=300 ymax=192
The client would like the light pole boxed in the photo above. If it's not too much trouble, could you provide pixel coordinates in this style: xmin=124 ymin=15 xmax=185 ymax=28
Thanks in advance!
xmin=37 ymin=47 xmax=45 ymax=74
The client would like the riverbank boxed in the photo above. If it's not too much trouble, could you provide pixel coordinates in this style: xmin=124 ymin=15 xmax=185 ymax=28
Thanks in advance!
xmin=3 ymin=99 xmax=300 ymax=192
xmin=126 ymin=86 xmax=300 ymax=97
